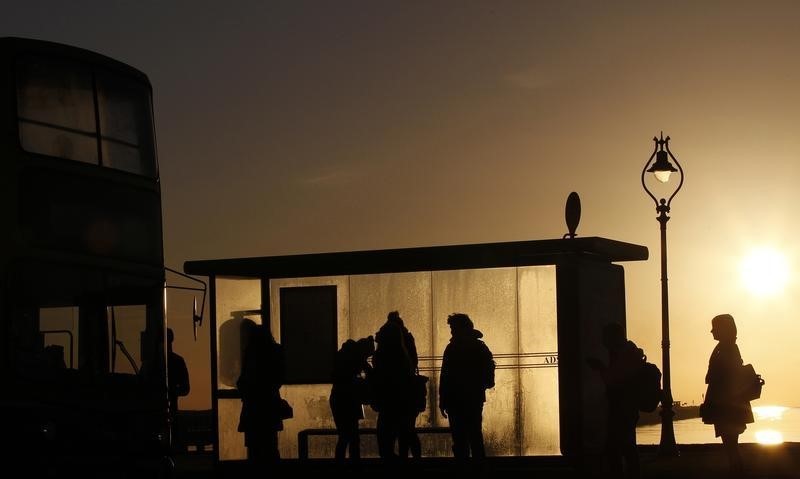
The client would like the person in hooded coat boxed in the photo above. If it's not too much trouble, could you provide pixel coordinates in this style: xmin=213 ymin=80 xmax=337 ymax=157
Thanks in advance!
xmin=438 ymin=313 xmax=495 ymax=462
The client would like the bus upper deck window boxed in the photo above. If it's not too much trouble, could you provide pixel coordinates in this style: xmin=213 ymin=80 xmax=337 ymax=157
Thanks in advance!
xmin=16 ymin=56 xmax=156 ymax=178
xmin=16 ymin=58 xmax=99 ymax=165
xmin=97 ymin=74 xmax=156 ymax=177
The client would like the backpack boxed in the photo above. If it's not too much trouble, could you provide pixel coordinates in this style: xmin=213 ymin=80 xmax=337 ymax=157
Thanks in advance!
xmin=481 ymin=343 xmax=496 ymax=390
xmin=413 ymin=372 xmax=429 ymax=412
xmin=484 ymin=358 xmax=496 ymax=390
xmin=635 ymin=358 xmax=662 ymax=413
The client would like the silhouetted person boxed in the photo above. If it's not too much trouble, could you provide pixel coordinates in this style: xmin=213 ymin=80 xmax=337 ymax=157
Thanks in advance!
xmin=701 ymin=314 xmax=753 ymax=476
xmin=588 ymin=322 xmax=642 ymax=479
xmin=439 ymin=313 xmax=495 ymax=464
xmin=237 ymin=324 xmax=286 ymax=469
xmin=330 ymin=336 xmax=375 ymax=464
xmin=386 ymin=311 xmax=422 ymax=459
xmin=167 ymin=328 xmax=190 ymax=418
xmin=371 ymin=312 xmax=417 ymax=462
xmin=167 ymin=328 xmax=190 ymax=452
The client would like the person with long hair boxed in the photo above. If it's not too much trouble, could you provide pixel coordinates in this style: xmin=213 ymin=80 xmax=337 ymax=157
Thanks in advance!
xmin=371 ymin=311 xmax=417 ymax=461
xmin=386 ymin=311 xmax=422 ymax=459
xmin=701 ymin=314 xmax=754 ymax=476
xmin=237 ymin=323 xmax=286 ymax=470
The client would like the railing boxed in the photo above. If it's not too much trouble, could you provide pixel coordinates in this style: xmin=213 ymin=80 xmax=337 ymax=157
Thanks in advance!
xmin=416 ymin=351 xmax=558 ymax=373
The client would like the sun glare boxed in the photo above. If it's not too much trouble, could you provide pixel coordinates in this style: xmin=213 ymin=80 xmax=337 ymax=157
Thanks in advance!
xmin=740 ymin=247 xmax=790 ymax=297
xmin=754 ymin=429 xmax=784 ymax=445
xmin=753 ymin=405 xmax=788 ymax=421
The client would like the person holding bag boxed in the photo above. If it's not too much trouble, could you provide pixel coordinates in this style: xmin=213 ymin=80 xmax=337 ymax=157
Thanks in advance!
xmin=237 ymin=323 xmax=286 ymax=470
xmin=700 ymin=314 xmax=756 ymax=476
xmin=329 ymin=336 xmax=374 ymax=464
xmin=371 ymin=311 xmax=420 ymax=461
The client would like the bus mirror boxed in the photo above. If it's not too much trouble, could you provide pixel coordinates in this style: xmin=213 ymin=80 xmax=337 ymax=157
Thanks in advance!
xmin=192 ymin=296 xmax=203 ymax=341
xmin=164 ymin=267 xmax=206 ymax=342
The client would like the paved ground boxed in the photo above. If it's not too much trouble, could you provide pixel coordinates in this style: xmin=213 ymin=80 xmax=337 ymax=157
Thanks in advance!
xmin=175 ymin=443 xmax=800 ymax=478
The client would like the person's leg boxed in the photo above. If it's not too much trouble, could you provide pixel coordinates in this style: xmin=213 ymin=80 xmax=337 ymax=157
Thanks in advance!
xmin=333 ymin=415 xmax=348 ymax=461
xmin=347 ymin=420 xmax=361 ymax=461
xmin=466 ymin=405 xmax=485 ymax=460
xmin=378 ymin=411 xmax=401 ymax=460
xmin=335 ymin=433 xmax=348 ymax=461
xmin=721 ymin=433 xmax=743 ymax=475
xmin=397 ymin=413 xmax=409 ymax=459
xmin=398 ymin=413 xmax=421 ymax=459
xmin=409 ymin=430 xmax=421 ymax=459
xmin=246 ymin=443 xmax=262 ymax=462
xmin=377 ymin=412 xmax=391 ymax=459
xmin=246 ymin=436 xmax=268 ymax=477
xmin=448 ymin=411 xmax=469 ymax=460
xmin=266 ymin=430 xmax=280 ymax=462
xmin=466 ymin=404 xmax=486 ymax=470
xmin=622 ymin=422 xmax=640 ymax=479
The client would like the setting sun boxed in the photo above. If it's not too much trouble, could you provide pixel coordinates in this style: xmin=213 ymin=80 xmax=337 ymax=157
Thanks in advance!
xmin=754 ymin=429 xmax=784 ymax=445
xmin=740 ymin=247 xmax=790 ymax=297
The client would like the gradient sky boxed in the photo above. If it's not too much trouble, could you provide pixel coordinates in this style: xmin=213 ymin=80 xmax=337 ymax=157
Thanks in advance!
xmin=4 ymin=1 xmax=800 ymax=410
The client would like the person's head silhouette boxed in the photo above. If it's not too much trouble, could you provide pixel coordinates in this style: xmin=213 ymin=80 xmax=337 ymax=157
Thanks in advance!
xmin=447 ymin=313 xmax=480 ymax=337
xmin=711 ymin=314 xmax=737 ymax=343
xmin=387 ymin=310 xmax=406 ymax=329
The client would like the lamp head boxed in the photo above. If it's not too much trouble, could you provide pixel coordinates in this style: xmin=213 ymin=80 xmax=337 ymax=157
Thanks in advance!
xmin=647 ymin=135 xmax=678 ymax=183
xmin=641 ymin=132 xmax=684 ymax=214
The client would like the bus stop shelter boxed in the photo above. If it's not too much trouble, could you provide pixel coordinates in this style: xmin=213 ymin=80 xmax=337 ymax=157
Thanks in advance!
xmin=183 ymin=236 xmax=648 ymax=463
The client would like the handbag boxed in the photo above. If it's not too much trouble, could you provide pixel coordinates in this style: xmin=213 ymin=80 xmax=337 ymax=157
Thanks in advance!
xmin=278 ymin=398 xmax=294 ymax=419
xmin=699 ymin=402 xmax=715 ymax=424
xmin=413 ymin=372 xmax=429 ymax=413
xmin=736 ymin=364 xmax=765 ymax=401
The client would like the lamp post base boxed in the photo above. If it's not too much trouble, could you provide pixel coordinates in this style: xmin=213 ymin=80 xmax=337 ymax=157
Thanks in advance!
xmin=658 ymin=404 xmax=680 ymax=457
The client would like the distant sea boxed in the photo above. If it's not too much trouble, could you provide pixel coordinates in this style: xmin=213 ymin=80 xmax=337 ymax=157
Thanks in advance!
xmin=637 ymin=406 xmax=800 ymax=445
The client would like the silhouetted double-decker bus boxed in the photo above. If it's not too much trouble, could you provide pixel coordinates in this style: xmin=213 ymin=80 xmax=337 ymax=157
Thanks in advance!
xmin=0 ymin=37 xmax=170 ymax=473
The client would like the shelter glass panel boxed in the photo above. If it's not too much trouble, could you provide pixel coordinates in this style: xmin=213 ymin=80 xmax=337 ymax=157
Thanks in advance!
xmin=349 ymin=271 xmax=433 ymax=428
xmin=432 ymin=268 xmax=519 ymax=455
xmin=218 ymin=398 xmax=245 ymax=460
xmin=518 ymin=265 xmax=560 ymax=455
xmin=216 ymin=277 xmax=261 ymax=390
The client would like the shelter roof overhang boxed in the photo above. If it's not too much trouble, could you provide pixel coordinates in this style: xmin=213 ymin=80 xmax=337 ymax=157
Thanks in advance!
xmin=184 ymin=236 xmax=648 ymax=280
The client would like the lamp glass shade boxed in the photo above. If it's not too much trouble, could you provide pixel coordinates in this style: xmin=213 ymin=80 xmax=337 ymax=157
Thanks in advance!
xmin=654 ymin=170 xmax=672 ymax=183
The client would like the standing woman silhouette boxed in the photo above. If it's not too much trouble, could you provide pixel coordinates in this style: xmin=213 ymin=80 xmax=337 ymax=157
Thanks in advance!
xmin=702 ymin=314 xmax=754 ymax=476
xmin=237 ymin=324 xmax=286 ymax=470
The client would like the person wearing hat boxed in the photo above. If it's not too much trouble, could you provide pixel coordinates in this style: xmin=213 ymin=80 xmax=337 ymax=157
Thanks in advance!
xmin=439 ymin=313 xmax=495 ymax=463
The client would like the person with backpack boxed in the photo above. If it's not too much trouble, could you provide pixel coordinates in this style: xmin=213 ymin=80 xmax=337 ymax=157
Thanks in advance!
xmin=700 ymin=313 xmax=755 ymax=476
xmin=587 ymin=322 xmax=646 ymax=479
xmin=439 ymin=313 xmax=495 ymax=465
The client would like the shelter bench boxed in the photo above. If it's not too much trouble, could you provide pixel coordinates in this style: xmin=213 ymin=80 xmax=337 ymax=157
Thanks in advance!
xmin=298 ymin=426 xmax=451 ymax=460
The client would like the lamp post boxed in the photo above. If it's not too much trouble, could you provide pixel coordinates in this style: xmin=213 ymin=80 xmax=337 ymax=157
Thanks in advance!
xmin=641 ymin=132 xmax=683 ymax=457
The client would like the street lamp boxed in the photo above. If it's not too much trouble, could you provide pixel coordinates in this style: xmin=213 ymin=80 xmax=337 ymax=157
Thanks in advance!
xmin=641 ymin=132 xmax=684 ymax=457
